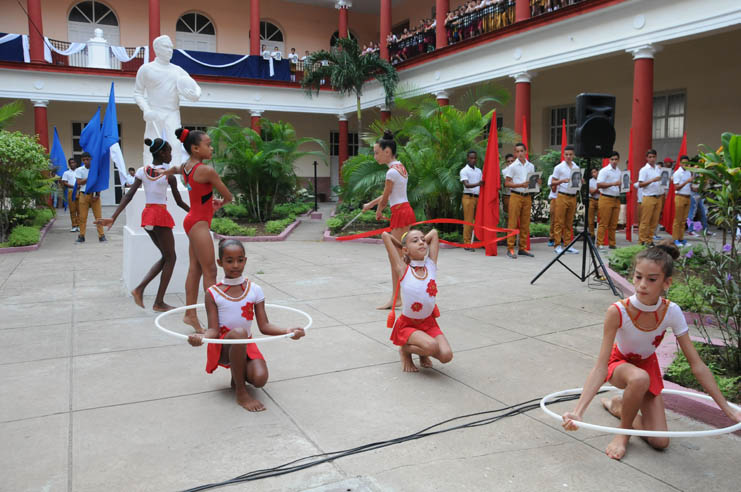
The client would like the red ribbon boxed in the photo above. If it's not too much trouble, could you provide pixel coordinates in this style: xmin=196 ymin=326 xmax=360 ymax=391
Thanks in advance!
xmin=335 ymin=218 xmax=519 ymax=249
xmin=178 ymin=128 xmax=190 ymax=143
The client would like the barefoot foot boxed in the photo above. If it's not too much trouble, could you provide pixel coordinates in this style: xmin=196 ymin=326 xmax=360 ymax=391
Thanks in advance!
xmin=236 ymin=391 xmax=265 ymax=412
xmin=601 ymin=395 xmax=623 ymax=419
xmin=400 ymin=349 xmax=418 ymax=372
xmin=131 ymin=288 xmax=144 ymax=309
xmin=606 ymin=434 xmax=630 ymax=460
xmin=152 ymin=302 xmax=176 ymax=312
xmin=183 ymin=314 xmax=204 ymax=334
xmin=419 ymin=355 xmax=433 ymax=368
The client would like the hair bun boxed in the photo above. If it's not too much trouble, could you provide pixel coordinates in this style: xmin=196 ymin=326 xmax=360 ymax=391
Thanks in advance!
xmin=144 ymin=138 xmax=153 ymax=146
xmin=382 ymin=129 xmax=394 ymax=140
xmin=655 ymin=239 xmax=680 ymax=260
xmin=174 ymin=128 xmax=184 ymax=139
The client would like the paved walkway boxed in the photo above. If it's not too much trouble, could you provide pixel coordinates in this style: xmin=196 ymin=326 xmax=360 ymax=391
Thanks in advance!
xmin=1 ymin=208 xmax=738 ymax=492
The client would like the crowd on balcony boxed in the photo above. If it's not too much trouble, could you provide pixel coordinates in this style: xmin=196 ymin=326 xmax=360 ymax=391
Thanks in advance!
xmin=388 ymin=18 xmax=436 ymax=64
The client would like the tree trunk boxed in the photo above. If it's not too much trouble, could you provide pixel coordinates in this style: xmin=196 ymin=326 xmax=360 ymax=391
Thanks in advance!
xmin=356 ymin=95 xmax=363 ymax=148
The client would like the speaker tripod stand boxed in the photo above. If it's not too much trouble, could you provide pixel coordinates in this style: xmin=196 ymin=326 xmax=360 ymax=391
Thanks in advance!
xmin=530 ymin=159 xmax=620 ymax=296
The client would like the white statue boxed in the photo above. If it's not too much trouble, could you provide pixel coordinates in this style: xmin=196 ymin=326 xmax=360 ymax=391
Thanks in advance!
xmin=134 ymin=35 xmax=201 ymax=166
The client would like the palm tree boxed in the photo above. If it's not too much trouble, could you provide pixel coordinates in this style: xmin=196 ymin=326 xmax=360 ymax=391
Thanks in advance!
xmin=0 ymin=101 xmax=24 ymax=130
xmin=301 ymin=37 xmax=398 ymax=135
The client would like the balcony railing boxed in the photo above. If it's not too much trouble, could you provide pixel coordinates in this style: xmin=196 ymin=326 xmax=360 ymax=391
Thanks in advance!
xmin=46 ymin=38 xmax=145 ymax=73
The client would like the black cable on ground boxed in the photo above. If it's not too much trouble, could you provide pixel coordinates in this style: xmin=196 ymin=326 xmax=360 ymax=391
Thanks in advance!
xmin=182 ymin=392 xmax=592 ymax=492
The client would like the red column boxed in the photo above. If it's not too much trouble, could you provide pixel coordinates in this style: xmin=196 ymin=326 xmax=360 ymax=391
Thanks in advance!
xmin=381 ymin=111 xmax=391 ymax=123
xmin=251 ymin=111 xmax=262 ymax=133
xmin=436 ymin=0 xmax=449 ymax=50
xmin=148 ymin=0 xmax=160 ymax=62
xmin=512 ymin=72 xmax=532 ymax=146
xmin=436 ymin=91 xmax=449 ymax=107
xmin=33 ymin=100 xmax=49 ymax=150
xmin=27 ymin=0 xmax=44 ymax=63
xmin=338 ymin=116 xmax=349 ymax=183
xmin=338 ymin=6 xmax=349 ymax=39
xmin=515 ymin=0 xmax=530 ymax=22
xmin=629 ymin=45 xmax=656 ymax=228
xmin=380 ymin=0 xmax=391 ymax=61
xmin=250 ymin=0 xmax=261 ymax=56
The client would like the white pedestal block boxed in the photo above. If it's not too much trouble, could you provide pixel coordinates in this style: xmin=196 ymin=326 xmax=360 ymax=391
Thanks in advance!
xmin=122 ymin=185 xmax=195 ymax=296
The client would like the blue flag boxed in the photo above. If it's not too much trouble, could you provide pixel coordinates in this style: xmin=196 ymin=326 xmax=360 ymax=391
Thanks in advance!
xmin=81 ymin=83 xmax=119 ymax=194
xmin=79 ymin=105 xmax=102 ymax=193
xmin=98 ymin=82 xmax=120 ymax=191
xmin=50 ymin=127 xmax=67 ymax=177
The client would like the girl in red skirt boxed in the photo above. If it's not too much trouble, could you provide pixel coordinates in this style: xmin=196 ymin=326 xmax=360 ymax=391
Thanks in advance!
xmin=382 ymin=228 xmax=453 ymax=372
xmin=97 ymin=138 xmax=189 ymax=311
xmin=188 ymin=239 xmax=304 ymax=412
xmin=562 ymin=241 xmax=740 ymax=460
xmin=364 ymin=130 xmax=416 ymax=309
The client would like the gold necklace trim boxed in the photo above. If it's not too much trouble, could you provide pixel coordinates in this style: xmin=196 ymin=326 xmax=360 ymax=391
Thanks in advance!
xmin=211 ymin=280 xmax=251 ymax=302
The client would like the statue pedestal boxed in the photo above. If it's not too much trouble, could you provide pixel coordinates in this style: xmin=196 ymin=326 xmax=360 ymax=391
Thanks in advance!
xmin=122 ymin=185 xmax=199 ymax=296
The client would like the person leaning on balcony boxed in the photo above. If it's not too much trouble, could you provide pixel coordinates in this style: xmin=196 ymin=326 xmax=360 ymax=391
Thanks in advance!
xmin=75 ymin=152 xmax=106 ymax=243
xmin=672 ymin=155 xmax=694 ymax=246
xmin=261 ymin=45 xmax=270 ymax=60
xmin=271 ymin=47 xmax=282 ymax=60
xmin=460 ymin=150 xmax=484 ymax=251
xmin=503 ymin=142 xmax=538 ymax=259
xmin=62 ymin=158 xmax=79 ymax=232
xmin=637 ymin=149 xmax=662 ymax=246
xmin=596 ymin=151 xmax=622 ymax=250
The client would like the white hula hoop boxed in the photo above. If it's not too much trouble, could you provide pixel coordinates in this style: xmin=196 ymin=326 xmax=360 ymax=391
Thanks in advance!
xmin=154 ymin=303 xmax=312 ymax=344
xmin=541 ymin=385 xmax=741 ymax=438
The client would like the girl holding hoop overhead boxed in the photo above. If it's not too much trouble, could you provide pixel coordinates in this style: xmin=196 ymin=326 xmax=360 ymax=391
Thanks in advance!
xmin=159 ymin=128 xmax=233 ymax=332
xmin=382 ymin=229 xmax=453 ymax=372
xmin=188 ymin=239 xmax=304 ymax=412
xmin=562 ymin=241 xmax=740 ymax=460
xmin=364 ymin=130 xmax=416 ymax=310
xmin=97 ymin=138 xmax=189 ymax=311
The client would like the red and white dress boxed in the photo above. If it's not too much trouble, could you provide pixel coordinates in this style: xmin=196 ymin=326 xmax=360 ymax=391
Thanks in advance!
xmin=386 ymin=161 xmax=416 ymax=229
xmin=205 ymin=279 xmax=265 ymax=374
xmin=135 ymin=164 xmax=175 ymax=229
xmin=389 ymin=257 xmax=442 ymax=346
xmin=607 ymin=295 xmax=688 ymax=395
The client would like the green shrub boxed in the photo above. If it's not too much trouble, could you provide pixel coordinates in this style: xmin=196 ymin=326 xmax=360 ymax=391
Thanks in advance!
xmin=529 ymin=222 xmax=550 ymax=237
xmin=31 ymin=208 xmax=54 ymax=227
xmin=221 ymin=203 xmax=249 ymax=218
xmin=210 ymin=217 xmax=255 ymax=237
xmin=439 ymin=231 xmax=462 ymax=243
xmin=265 ymin=217 xmax=295 ymax=234
xmin=665 ymin=342 xmax=740 ymax=403
xmin=273 ymin=202 xmax=311 ymax=219
xmin=608 ymin=244 xmax=646 ymax=277
xmin=667 ymin=276 xmax=717 ymax=313
xmin=7 ymin=225 xmax=40 ymax=246
xmin=326 ymin=217 xmax=343 ymax=231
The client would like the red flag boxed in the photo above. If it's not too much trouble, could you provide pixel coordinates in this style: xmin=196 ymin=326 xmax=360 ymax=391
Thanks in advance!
xmin=475 ymin=110 xmax=501 ymax=256
xmin=660 ymin=133 xmax=687 ymax=235
xmin=602 ymin=158 xmax=609 ymax=167
xmin=560 ymin=119 xmax=567 ymax=161
xmin=625 ymin=128 xmax=634 ymax=242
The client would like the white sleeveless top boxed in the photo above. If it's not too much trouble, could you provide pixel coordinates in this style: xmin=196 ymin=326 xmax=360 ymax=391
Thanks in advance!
xmin=135 ymin=164 xmax=170 ymax=204
xmin=400 ymin=257 xmax=438 ymax=319
xmin=207 ymin=280 xmax=265 ymax=338
xmin=614 ymin=298 xmax=688 ymax=359
xmin=386 ymin=161 xmax=409 ymax=206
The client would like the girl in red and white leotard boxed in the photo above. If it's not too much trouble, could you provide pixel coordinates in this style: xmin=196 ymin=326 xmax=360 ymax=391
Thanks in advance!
xmin=382 ymin=228 xmax=452 ymax=373
xmin=161 ymin=128 xmax=233 ymax=333
xmin=364 ymin=130 xmax=416 ymax=310
xmin=188 ymin=239 xmax=304 ymax=412
xmin=562 ymin=242 xmax=740 ymax=460
xmin=97 ymin=138 xmax=189 ymax=311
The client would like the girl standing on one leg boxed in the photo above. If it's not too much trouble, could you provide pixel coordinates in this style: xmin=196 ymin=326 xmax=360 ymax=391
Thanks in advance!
xmin=382 ymin=229 xmax=453 ymax=373
xmin=562 ymin=241 xmax=740 ymax=460
xmin=97 ymin=138 xmax=189 ymax=311
xmin=364 ymin=130 xmax=416 ymax=310
xmin=161 ymin=128 xmax=233 ymax=332
xmin=188 ymin=240 xmax=304 ymax=411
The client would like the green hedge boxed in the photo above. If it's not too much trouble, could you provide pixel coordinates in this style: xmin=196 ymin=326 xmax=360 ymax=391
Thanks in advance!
xmin=273 ymin=202 xmax=311 ymax=219
xmin=8 ymin=225 xmax=40 ymax=246
xmin=608 ymin=244 xmax=646 ymax=277
xmin=265 ymin=217 xmax=295 ymax=234
xmin=667 ymin=276 xmax=718 ymax=313
xmin=665 ymin=342 xmax=740 ymax=403
xmin=31 ymin=208 xmax=54 ymax=227
xmin=529 ymin=222 xmax=550 ymax=237
xmin=210 ymin=218 xmax=256 ymax=237
xmin=220 ymin=203 xmax=249 ymax=218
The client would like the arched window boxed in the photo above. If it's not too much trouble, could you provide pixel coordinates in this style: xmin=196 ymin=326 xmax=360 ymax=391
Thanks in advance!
xmin=260 ymin=21 xmax=284 ymax=54
xmin=68 ymin=1 xmax=120 ymax=45
xmin=176 ymin=12 xmax=216 ymax=52
xmin=330 ymin=31 xmax=356 ymax=47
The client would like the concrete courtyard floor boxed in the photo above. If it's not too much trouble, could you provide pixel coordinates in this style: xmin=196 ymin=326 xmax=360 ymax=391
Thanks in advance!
xmin=1 ymin=206 xmax=738 ymax=492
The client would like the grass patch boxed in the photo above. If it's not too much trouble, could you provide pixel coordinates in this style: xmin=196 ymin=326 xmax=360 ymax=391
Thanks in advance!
xmin=665 ymin=341 xmax=740 ymax=404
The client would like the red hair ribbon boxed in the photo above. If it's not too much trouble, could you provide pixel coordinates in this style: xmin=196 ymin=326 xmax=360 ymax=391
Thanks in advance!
xmin=178 ymin=128 xmax=190 ymax=143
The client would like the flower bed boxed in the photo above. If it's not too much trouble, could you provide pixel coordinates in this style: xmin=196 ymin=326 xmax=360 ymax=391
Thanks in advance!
xmin=210 ymin=202 xmax=311 ymax=241
xmin=0 ymin=212 xmax=55 ymax=254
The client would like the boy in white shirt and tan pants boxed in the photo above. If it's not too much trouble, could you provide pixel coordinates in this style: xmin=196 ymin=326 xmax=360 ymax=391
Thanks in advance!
xmin=596 ymin=151 xmax=622 ymax=249
xmin=459 ymin=150 xmax=483 ymax=251
xmin=503 ymin=143 xmax=537 ymax=259
xmin=672 ymin=155 xmax=694 ymax=246
xmin=637 ymin=149 xmax=662 ymax=246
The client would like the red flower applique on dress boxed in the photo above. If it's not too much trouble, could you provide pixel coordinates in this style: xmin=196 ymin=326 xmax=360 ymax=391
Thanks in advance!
xmin=625 ymin=353 xmax=643 ymax=365
xmin=426 ymin=279 xmax=438 ymax=297
xmin=411 ymin=302 xmax=423 ymax=312
xmin=652 ymin=332 xmax=666 ymax=348
xmin=241 ymin=303 xmax=254 ymax=321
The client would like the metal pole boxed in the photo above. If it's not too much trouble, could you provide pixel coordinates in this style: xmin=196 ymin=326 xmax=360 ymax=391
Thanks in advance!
xmin=313 ymin=160 xmax=318 ymax=212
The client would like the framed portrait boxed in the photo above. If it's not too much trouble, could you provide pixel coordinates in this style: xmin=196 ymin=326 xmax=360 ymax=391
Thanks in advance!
xmin=568 ymin=168 xmax=583 ymax=192
xmin=620 ymin=171 xmax=631 ymax=193
xmin=660 ymin=169 xmax=672 ymax=189
xmin=525 ymin=172 xmax=542 ymax=193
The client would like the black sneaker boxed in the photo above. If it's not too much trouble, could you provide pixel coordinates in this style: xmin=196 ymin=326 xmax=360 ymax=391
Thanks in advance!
xmin=99 ymin=235 xmax=107 ymax=242
xmin=518 ymin=250 xmax=534 ymax=257
xmin=506 ymin=249 xmax=517 ymax=259
xmin=76 ymin=236 xmax=85 ymax=243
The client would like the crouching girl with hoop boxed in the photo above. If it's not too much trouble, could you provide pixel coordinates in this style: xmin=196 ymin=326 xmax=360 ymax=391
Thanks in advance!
xmin=382 ymin=229 xmax=453 ymax=373
xmin=188 ymin=239 xmax=304 ymax=412
xmin=562 ymin=241 xmax=740 ymax=459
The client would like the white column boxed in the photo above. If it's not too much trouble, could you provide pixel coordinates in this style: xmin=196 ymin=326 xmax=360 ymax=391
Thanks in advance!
xmin=86 ymin=28 xmax=111 ymax=69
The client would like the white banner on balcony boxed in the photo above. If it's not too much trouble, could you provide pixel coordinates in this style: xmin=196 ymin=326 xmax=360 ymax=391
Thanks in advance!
xmin=43 ymin=37 xmax=87 ymax=63
xmin=0 ymin=33 xmax=30 ymax=62
xmin=176 ymin=49 xmax=250 ymax=68
xmin=110 ymin=45 xmax=145 ymax=63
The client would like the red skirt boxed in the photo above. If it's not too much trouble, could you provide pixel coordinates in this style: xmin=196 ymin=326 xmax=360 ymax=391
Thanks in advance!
xmin=390 ymin=202 xmax=416 ymax=229
xmin=205 ymin=326 xmax=265 ymax=374
xmin=141 ymin=204 xmax=174 ymax=229
xmin=390 ymin=313 xmax=443 ymax=346
xmin=606 ymin=345 xmax=664 ymax=396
